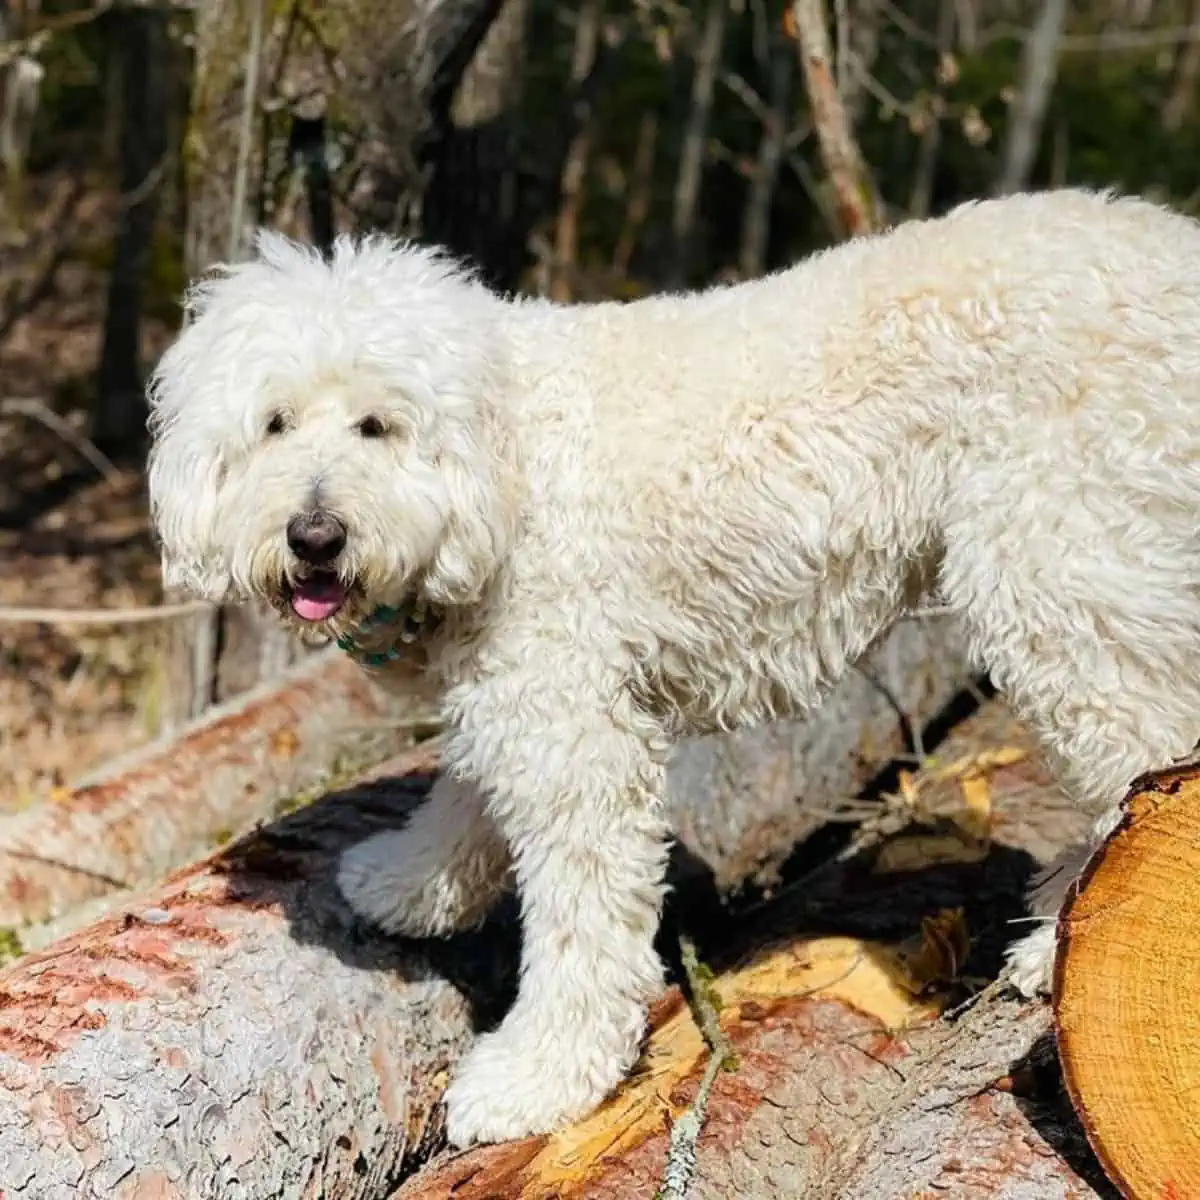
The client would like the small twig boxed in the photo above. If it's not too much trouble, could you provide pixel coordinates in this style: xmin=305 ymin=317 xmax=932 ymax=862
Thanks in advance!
xmin=0 ymin=600 xmax=212 ymax=626
xmin=657 ymin=933 xmax=734 ymax=1200
xmin=856 ymin=664 xmax=927 ymax=763
xmin=0 ymin=848 xmax=129 ymax=890
xmin=1 ymin=398 xmax=121 ymax=483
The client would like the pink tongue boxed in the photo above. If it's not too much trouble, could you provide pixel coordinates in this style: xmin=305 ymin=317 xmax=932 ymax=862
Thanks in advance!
xmin=291 ymin=577 xmax=349 ymax=622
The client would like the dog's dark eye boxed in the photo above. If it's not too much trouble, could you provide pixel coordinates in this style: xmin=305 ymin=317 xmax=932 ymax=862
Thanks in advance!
xmin=357 ymin=415 xmax=388 ymax=439
xmin=266 ymin=412 xmax=288 ymax=436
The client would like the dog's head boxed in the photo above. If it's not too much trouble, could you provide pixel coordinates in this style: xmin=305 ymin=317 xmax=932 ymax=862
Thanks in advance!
xmin=146 ymin=231 xmax=517 ymax=638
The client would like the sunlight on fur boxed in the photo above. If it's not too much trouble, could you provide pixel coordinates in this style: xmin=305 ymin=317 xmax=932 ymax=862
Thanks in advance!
xmin=148 ymin=188 xmax=1200 ymax=1147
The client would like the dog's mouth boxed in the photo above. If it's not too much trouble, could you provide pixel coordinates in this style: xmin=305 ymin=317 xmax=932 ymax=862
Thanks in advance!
xmin=286 ymin=571 xmax=350 ymax=622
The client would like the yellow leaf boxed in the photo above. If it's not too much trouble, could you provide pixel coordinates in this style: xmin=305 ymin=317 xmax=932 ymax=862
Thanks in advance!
xmin=957 ymin=773 xmax=993 ymax=840
xmin=889 ymin=908 xmax=971 ymax=996
xmin=936 ymin=745 xmax=1027 ymax=782
xmin=897 ymin=768 xmax=921 ymax=809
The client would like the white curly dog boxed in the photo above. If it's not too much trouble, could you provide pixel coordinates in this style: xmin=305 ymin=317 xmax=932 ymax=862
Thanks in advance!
xmin=147 ymin=188 xmax=1200 ymax=1147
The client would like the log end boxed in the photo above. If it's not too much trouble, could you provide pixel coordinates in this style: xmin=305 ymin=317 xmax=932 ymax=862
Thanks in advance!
xmin=1054 ymin=764 xmax=1200 ymax=1198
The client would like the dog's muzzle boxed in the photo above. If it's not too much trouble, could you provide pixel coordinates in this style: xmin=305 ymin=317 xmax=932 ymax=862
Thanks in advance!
xmin=285 ymin=508 xmax=350 ymax=622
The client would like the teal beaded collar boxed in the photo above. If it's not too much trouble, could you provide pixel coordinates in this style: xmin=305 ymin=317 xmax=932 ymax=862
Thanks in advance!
xmin=335 ymin=596 xmax=440 ymax=667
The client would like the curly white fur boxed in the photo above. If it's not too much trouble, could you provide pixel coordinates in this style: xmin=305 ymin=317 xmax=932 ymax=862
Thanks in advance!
xmin=148 ymin=189 xmax=1200 ymax=1147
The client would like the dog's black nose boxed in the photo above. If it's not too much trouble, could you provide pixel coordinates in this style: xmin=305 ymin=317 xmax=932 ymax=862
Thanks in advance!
xmin=286 ymin=511 xmax=347 ymax=565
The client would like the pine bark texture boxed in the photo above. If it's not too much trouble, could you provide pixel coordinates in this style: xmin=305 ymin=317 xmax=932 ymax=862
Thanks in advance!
xmin=0 ymin=691 xmax=1116 ymax=1197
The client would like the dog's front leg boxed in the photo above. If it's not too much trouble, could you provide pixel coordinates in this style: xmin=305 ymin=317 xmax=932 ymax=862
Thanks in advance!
xmin=442 ymin=713 xmax=671 ymax=1147
xmin=337 ymin=774 xmax=511 ymax=937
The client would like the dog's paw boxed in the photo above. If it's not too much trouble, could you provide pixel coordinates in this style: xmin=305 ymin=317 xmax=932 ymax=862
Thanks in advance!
xmin=1004 ymin=924 xmax=1057 ymax=998
xmin=443 ymin=1024 xmax=625 ymax=1147
xmin=337 ymin=829 xmax=493 ymax=938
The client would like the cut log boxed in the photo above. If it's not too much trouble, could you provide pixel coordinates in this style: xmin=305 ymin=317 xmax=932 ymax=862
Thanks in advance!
xmin=0 ymin=651 xmax=438 ymax=937
xmin=1054 ymin=762 xmax=1200 ymax=1200
xmin=0 ymin=685 xmax=1108 ymax=1198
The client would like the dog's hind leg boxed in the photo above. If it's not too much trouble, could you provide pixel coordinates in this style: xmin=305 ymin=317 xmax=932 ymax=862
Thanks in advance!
xmin=337 ymin=775 xmax=511 ymax=936
xmin=939 ymin=464 xmax=1200 ymax=996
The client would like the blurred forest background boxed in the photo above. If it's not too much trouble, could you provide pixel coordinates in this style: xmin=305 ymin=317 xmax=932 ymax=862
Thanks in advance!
xmin=0 ymin=0 xmax=1195 ymax=805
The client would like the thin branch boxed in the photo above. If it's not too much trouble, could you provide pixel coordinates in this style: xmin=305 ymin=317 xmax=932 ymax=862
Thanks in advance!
xmin=612 ymin=113 xmax=658 ymax=276
xmin=0 ymin=175 xmax=87 ymax=342
xmin=909 ymin=0 xmax=955 ymax=219
xmin=550 ymin=0 xmax=606 ymax=301
xmin=0 ymin=600 xmax=212 ymax=626
xmin=1164 ymin=0 xmax=1200 ymax=132
xmin=855 ymin=663 xmax=928 ymax=763
xmin=668 ymin=0 xmax=728 ymax=287
xmin=788 ymin=0 xmax=883 ymax=237
xmin=1 ymin=398 xmax=121 ymax=483
xmin=657 ymin=933 xmax=735 ymax=1200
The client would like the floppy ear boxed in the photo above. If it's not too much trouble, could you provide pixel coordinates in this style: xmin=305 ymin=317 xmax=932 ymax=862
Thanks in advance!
xmin=145 ymin=344 xmax=233 ymax=602
xmin=423 ymin=409 xmax=519 ymax=607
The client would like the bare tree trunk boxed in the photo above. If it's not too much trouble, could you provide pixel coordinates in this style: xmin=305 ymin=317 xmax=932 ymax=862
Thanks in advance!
xmin=668 ymin=0 xmax=728 ymax=288
xmin=549 ymin=0 xmax=605 ymax=301
xmin=790 ymin=0 xmax=884 ymax=236
xmin=1164 ymin=0 xmax=1200 ymax=132
xmin=611 ymin=113 xmax=658 ymax=279
xmin=94 ymin=7 xmax=171 ymax=460
xmin=0 ymin=0 xmax=43 ymax=232
xmin=992 ymin=0 xmax=1068 ymax=195
xmin=738 ymin=33 xmax=793 ymax=278
xmin=907 ymin=0 xmax=955 ymax=219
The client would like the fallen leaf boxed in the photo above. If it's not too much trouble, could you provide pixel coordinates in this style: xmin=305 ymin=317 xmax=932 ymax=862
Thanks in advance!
xmin=956 ymin=773 xmax=993 ymax=840
xmin=889 ymin=908 xmax=971 ymax=996
xmin=935 ymin=745 xmax=1027 ymax=783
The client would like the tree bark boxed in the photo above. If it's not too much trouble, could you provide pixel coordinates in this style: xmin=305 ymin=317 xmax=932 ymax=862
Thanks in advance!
xmin=0 ymin=689 xmax=1112 ymax=1198
xmin=401 ymin=700 xmax=1105 ymax=1199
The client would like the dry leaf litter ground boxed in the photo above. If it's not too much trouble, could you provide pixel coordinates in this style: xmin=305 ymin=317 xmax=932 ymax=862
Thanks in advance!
xmin=0 ymin=171 xmax=173 ymax=810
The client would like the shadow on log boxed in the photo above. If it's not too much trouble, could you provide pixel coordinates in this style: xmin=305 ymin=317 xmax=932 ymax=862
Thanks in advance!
xmin=0 ymin=694 xmax=1120 ymax=1198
